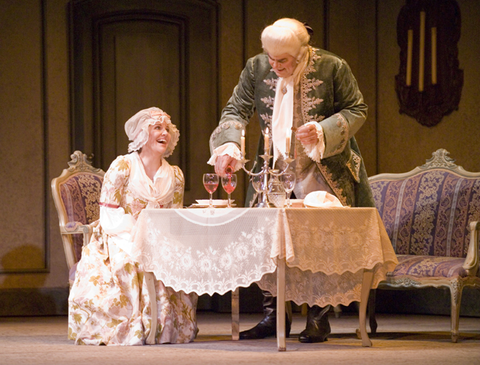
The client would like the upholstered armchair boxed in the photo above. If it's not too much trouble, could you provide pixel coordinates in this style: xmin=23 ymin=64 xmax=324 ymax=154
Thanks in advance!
xmin=368 ymin=149 xmax=480 ymax=342
xmin=51 ymin=151 xmax=104 ymax=285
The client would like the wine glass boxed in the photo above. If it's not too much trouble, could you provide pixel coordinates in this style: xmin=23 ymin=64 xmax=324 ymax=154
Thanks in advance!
xmin=252 ymin=174 xmax=265 ymax=194
xmin=280 ymin=172 xmax=296 ymax=207
xmin=221 ymin=173 xmax=237 ymax=208
xmin=251 ymin=174 xmax=268 ymax=207
xmin=203 ymin=173 xmax=219 ymax=208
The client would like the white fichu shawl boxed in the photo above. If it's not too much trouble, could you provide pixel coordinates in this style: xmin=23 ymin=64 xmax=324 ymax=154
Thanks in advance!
xmin=128 ymin=152 xmax=176 ymax=208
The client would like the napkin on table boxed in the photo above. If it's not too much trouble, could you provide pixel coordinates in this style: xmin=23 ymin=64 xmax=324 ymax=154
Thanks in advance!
xmin=303 ymin=191 xmax=344 ymax=208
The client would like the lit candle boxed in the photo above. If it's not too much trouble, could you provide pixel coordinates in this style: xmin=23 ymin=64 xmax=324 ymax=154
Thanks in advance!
xmin=406 ymin=29 xmax=413 ymax=86
xmin=286 ymin=129 xmax=291 ymax=155
xmin=241 ymin=129 xmax=245 ymax=157
xmin=419 ymin=11 xmax=425 ymax=92
xmin=431 ymin=27 xmax=437 ymax=84
xmin=264 ymin=128 xmax=269 ymax=153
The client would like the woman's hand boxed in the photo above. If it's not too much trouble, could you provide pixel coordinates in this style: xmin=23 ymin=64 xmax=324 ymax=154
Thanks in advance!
xmin=295 ymin=124 xmax=319 ymax=145
xmin=215 ymin=154 xmax=237 ymax=176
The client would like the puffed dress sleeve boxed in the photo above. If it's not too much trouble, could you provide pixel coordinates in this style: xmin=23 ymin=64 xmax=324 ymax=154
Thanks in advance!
xmin=99 ymin=156 xmax=137 ymax=255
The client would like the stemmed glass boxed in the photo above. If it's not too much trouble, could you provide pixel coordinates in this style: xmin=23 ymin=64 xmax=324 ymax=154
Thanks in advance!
xmin=203 ymin=173 xmax=219 ymax=208
xmin=252 ymin=174 xmax=265 ymax=192
xmin=251 ymin=174 xmax=266 ymax=207
xmin=280 ymin=172 xmax=296 ymax=207
xmin=221 ymin=173 xmax=237 ymax=208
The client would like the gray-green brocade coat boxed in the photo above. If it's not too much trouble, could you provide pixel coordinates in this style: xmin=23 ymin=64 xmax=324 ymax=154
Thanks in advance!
xmin=209 ymin=47 xmax=374 ymax=208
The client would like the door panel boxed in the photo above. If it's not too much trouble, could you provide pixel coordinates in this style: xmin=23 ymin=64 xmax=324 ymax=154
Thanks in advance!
xmin=99 ymin=21 xmax=183 ymax=169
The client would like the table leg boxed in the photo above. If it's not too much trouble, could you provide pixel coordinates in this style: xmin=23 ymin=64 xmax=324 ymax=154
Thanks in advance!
xmin=232 ymin=288 xmax=240 ymax=340
xmin=145 ymin=272 xmax=157 ymax=345
xmin=277 ymin=257 xmax=286 ymax=351
xmin=358 ymin=269 xmax=374 ymax=347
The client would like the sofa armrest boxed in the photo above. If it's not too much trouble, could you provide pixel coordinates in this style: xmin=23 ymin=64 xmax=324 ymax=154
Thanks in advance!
xmin=463 ymin=221 xmax=480 ymax=276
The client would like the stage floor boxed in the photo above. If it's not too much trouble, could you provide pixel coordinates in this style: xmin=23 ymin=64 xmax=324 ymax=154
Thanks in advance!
xmin=1 ymin=312 xmax=480 ymax=365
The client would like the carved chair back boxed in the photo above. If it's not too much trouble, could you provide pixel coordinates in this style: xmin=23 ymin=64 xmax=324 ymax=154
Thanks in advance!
xmin=51 ymin=151 xmax=104 ymax=274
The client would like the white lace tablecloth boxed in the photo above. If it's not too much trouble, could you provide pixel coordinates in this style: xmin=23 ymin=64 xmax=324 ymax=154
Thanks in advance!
xmin=132 ymin=207 xmax=398 ymax=307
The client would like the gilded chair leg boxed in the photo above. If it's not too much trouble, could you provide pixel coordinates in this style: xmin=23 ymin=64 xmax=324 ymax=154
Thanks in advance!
xmin=145 ymin=272 xmax=157 ymax=345
xmin=450 ymin=281 xmax=463 ymax=343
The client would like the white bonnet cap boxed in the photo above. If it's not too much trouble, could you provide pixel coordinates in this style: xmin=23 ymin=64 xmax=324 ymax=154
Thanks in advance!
xmin=124 ymin=107 xmax=179 ymax=157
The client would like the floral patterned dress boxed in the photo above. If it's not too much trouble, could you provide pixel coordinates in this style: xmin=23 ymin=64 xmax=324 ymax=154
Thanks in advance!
xmin=68 ymin=152 xmax=197 ymax=345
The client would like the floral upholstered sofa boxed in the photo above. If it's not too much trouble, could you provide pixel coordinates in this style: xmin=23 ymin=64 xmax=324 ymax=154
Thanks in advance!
xmin=368 ymin=149 xmax=480 ymax=342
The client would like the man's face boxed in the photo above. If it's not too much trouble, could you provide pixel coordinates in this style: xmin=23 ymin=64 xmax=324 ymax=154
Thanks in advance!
xmin=267 ymin=53 xmax=297 ymax=78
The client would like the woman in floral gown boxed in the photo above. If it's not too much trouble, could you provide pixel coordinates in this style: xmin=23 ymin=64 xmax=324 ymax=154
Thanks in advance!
xmin=68 ymin=107 xmax=197 ymax=345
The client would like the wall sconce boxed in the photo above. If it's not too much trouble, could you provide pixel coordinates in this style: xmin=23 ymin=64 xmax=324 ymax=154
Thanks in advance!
xmin=395 ymin=0 xmax=463 ymax=127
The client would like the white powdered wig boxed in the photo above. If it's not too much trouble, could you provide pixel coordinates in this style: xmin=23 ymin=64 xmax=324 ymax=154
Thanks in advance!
xmin=261 ymin=18 xmax=311 ymax=84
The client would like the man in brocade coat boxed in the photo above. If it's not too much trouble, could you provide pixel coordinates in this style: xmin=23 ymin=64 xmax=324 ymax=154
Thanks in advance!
xmin=208 ymin=18 xmax=375 ymax=343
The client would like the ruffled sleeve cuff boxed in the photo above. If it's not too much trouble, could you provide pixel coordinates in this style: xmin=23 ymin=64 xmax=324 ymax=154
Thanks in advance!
xmin=99 ymin=206 xmax=137 ymax=256
xmin=100 ymin=206 xmax=136 ymax=236
xmin=301 ymin=122 xmax=325 ymax=163
xmin=207 ymin=142 xmax=243 ymax=171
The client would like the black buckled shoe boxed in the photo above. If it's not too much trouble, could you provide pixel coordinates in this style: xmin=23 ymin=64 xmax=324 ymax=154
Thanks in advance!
xmin=298 ymin=305 xmax=331 ymax=343
xmin=239 ymin=291 xmax=291 ymax=340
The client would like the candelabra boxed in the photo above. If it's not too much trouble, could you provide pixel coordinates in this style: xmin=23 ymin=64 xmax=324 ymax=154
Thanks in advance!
xmin=240 ymin=151 xmax=294 ymax=208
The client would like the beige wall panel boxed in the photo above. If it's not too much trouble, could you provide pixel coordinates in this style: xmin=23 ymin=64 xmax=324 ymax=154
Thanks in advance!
xmin=45 ymin=0 xmax=72 ymax=288
xmin=0 ymin=0 xmax=71 ymax=290
xmin=218 ymin=0 xmax=244 ymax=106
xmin=0 ymin=1 xmax=46 ymax=276
xmin=217 ymin=0 xmax=246 ymax=202
xmin=328 ymin=0 xmax=377 ymax=175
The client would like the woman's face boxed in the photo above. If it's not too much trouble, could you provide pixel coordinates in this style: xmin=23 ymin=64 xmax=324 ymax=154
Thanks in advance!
xmin=267 ymin=52 xmax=297 ymax=78
xmin=145 ymin=121 xmax=171 ymax=156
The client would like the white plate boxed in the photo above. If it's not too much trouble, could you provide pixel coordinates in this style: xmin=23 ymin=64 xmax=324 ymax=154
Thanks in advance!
xmin=196 ymin=199 xmax=233 ymax=206
xmin=190 ymin=203 xmax=236 ymax=208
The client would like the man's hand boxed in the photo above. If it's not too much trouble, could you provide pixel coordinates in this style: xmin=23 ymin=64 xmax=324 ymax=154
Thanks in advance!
xmin=215 ymin=155 xmax=237 ymax=176
xmin=296 ymin=124 xmax=319 ymax=145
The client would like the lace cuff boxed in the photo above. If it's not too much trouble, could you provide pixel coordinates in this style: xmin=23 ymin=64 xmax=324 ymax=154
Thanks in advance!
xmin=302 ymin=122 xmax=325 ymax=163
xmin=207 ymin=143 xmax=243 ymax=171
